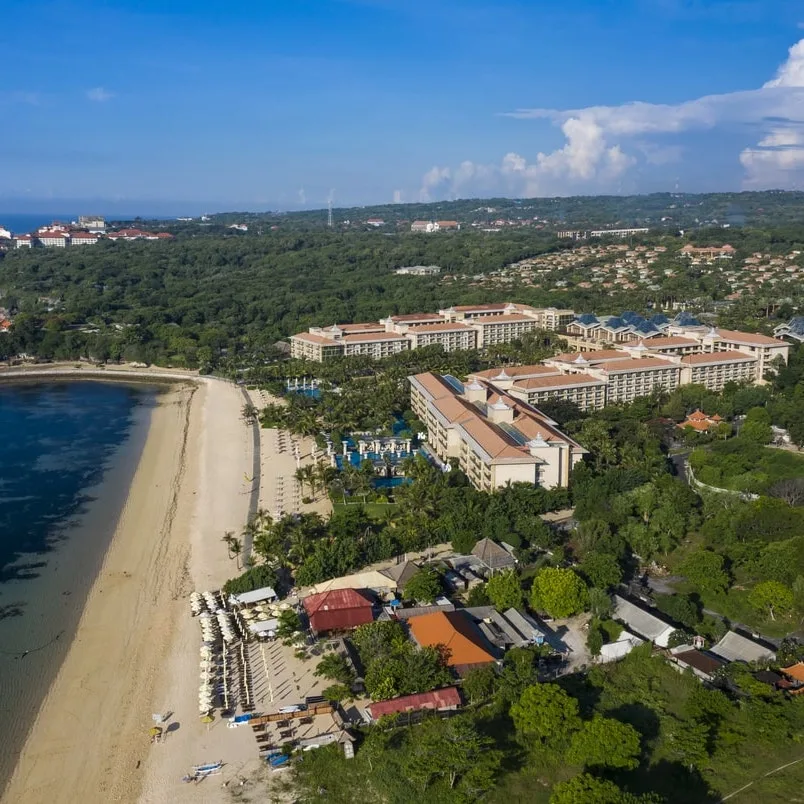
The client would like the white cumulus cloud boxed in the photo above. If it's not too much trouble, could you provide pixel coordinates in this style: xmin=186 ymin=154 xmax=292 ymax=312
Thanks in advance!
xmin=86 ymin=87 xmax=115 ymax=102
xmin=420 ymin=38 xmax=804 ymax=199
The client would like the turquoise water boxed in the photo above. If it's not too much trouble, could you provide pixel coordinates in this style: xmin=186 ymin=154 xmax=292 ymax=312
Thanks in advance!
xmin=0 ymin=381 xmax=159 ymax=795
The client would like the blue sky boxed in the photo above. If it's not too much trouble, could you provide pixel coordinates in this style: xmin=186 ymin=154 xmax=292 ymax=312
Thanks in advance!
xmin=3 ymin=0 xmax=804 ymax=213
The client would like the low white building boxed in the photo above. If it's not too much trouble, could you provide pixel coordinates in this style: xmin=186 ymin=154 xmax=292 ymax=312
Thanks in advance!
xmin=612 ymin=595 xmax=675 ymax=647
xmin=710 ymin=631 xmax=776 ymax=664
xmin=598 ymin=630 xmax=644 ymax=663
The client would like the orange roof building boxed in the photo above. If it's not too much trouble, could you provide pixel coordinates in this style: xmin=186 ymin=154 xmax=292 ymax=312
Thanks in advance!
xmin=678 ymin=410 xmax=723 ymax=432
xmin=408 ymin=610 xmax=497 ymax=673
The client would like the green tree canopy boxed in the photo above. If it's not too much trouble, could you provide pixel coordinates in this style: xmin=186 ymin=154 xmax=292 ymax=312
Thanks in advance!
xmin=485 ymin=569 xmax=525 ymax=611
xmin=567 ymin=715 xmax=641 ymax=770
xmin=680 ymin=550 xmax=730 ymax=595
xmin=530 ymin=567 xmax=589 ymax=618
xmin=510 ymin=683 xmax=581 ymax=745
xmin=580 ymin=551 xmax=623 ymax=591
xmin=748 ymin=580 xmax=794 ymax=621
xmin=403 ymin=567 xmax=442 ymax=604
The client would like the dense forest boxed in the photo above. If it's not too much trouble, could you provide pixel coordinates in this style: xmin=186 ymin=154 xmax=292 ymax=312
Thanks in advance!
xmin=0 ymin=218 xmax=802 ymax=370
xmin=168 ymin=189 xmax=804 ymax=232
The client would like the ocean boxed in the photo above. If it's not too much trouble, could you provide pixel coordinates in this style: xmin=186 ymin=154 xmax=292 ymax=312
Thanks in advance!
xmin=0 ymin=214 xmax=81 ymax=236
xmin=0 ymin=381 xmax=160 ymax=794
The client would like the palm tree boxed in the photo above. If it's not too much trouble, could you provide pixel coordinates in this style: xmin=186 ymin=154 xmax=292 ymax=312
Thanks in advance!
xmin=294 ymin=467 xmax=308 ymax=497
xmin=230 ymin=537 xmax=243 ymax=570
xmin=222 ymin=530 xmax=236 ymax=557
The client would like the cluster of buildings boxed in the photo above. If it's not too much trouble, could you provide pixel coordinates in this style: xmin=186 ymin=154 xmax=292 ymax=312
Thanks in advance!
xmin=463 ymin=238 xmax=804 ymax=302
xmin=289 ymin=303 xmax=576 ymax=361
xmin=465 ymin=242 xmax=670 ymax=294
xmin=410 ymin=220 xmax=461 ymax=233
xmin=1 ymin=217 xmax=174 ymax=250
xmin=611 ymin=595 xmax=804 ymax=693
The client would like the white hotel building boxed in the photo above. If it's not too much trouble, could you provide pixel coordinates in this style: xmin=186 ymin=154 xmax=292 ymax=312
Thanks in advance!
xmin=463 ymin=326 xmax=790 ymax=412
xmin=409 ymin=372 xmax=586 ymax=492
xmin=289 ymin=303 xmax=575 ymax=361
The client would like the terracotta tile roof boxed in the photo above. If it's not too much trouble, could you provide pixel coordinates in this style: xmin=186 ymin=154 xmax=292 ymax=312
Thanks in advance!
xmin=389 ymin=313 xmax=444 ymax=323
xmin=713 ymin=329 xmax=787 ymax=346
xmin=781 ymin=663 xmax=804 ymax=683
xmin=550 ymin=350 xmax=626 ymax=363
xmin=432 ymin=395 xmax=476 ymax=424
xmin=471 ymin=365 xmax=560 ymax=380
xmin=342 ymin=332 xmax=408 ymax=343
xmin=471 ymin=314 xmax=536 ymax=325
xmin=623 ymin=336 xmax=698 ymax=348
xmin=410 ymin=372 xmax=457 ymax=400
xmin=597 ymin=357 xmax=679 ymax=373
xmin=451 ymin=303 xmax=511 ymax=312
xmin=680 ymin=351 xmax=756 ymax=365
xmin=408 ymin=322 xmax=475 ymax=333
xmin=408 ymin=610 xmax=496 ymax=667
xmin=334 ymin=322 xmax=385 ymax=332
xmin=512 ymin=373 xmax=605 ymax=390
xmin=367 ymin=687 xmax=461 ymax=718
xmin=291 ymin=332 xmax=338 ymax=345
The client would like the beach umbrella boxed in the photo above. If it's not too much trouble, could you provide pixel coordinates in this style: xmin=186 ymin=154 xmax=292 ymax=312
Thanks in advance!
xmin=149 ymin=726 xmax=163 ymax=737
xmin=200 ymin=714 xmax=214 ymax=723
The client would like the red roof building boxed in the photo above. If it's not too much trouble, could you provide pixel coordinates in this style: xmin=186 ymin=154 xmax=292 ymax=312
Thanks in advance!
xmin=408 ymin=610 xmax=498 ymax=673
xmin=677 ymin=409 xmax=722 ymax=432
xmin=367 ymin=687 xmax=462 ymax=721
xmin=303 ymin=588 xmax=375 ymax=635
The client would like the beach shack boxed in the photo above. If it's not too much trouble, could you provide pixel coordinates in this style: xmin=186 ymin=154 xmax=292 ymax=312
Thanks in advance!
xmin=229 ymin=586 xmax=279 ymax=607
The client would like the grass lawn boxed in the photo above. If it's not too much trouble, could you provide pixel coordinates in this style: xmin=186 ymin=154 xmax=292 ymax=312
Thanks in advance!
xmin=331 ymin=500 xmax=398 ymax=520
xmin=691 ymin=441 xmax=804 ymax=494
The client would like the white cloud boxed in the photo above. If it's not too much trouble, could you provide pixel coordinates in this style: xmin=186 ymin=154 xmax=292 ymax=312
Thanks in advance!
xmin=4 ymin=91 xmax=40 ymax=106
xmin=86 ymin=87 xmax=115 ymax=102
xmin=420 ymin=38 xmax=804 ymax=199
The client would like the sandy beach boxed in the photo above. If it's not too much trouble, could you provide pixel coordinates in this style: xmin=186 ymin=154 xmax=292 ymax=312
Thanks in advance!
xmin=2 ymin=376 xmax=256 ymax=804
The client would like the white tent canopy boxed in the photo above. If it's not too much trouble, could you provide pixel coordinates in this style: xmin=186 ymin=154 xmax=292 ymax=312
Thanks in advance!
xmin=229 ymin=586 xmax=278 ymax=607
xmin=248 ymin=618 xmax=280 ymax=636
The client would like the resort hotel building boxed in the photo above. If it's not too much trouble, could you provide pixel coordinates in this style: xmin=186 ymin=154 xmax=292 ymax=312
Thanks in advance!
xmin=289 ymin=303 xmax=576 ymax=361
xmin=409 ymin=372 xmax=586 ymax=492
xmin=459 ymin=325 xmax=790 ymax=413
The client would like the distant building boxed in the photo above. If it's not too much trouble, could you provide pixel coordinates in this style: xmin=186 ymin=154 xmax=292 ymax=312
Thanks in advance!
xmin=38 ymin=231 xmax=70 ymax=247
xmin=0 ymin=226 xmax=12 ymax=240
xmin=435 ymin=220 xmax=460 ymax=231
xmin=411 ymin=220 xmax=435 ymax=233
xmin=228 ymin=223 xmax=248 ymax=231
xmin=78 ymin=215 xmax=106 ymax=232
xmin=677 ymin=410 xmax=723 ymax=432
xmin=365 ymin=218 xmax=385 ymax=227
xmin=69 ymin=231 xmax=99 ymax=246
xmin=394 ymin=265 xmax=441 ymax=276
xmin=14 ymin=235 xmax=33 ymax=248
xmin=679 ymin=244 xmax=735 ymax=260
xmin=589 ymin=228 xmax=649 ymax=238
xmin=773 ymin=316 xmax=804 ymax=343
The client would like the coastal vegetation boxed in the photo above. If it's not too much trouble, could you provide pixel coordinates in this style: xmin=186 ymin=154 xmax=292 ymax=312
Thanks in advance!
xmin=2 ymin=205 xmax=804 ymax=372
xmin=293 ymin=645 xmax=804 ymax=803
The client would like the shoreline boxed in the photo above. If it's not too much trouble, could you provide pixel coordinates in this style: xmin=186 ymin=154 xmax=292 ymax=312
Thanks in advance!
xmin=0 ymin=382 xmax=159 ymax=798
xmin=0 ymin=379 xmax=222 ymax=804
